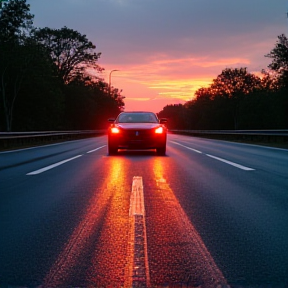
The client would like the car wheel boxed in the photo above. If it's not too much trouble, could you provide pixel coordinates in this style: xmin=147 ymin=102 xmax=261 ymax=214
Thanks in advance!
xmin=157 ymin=146 xmax=166 ymax=155
xmin=108 ymin=144 xmax=118 ymax=155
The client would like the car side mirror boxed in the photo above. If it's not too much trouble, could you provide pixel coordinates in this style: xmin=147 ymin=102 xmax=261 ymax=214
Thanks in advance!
xmin=108 ymin=118 xmax=116 ymax=123
xmin=160 ymin=118 xmax=167 ymax=124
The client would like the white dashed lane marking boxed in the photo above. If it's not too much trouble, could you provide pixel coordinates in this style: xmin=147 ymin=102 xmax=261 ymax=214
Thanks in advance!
xmin=27 ymin=145 xmax=106 ymax=175
xmin=26 ymin=155 xmax=83 ymax=175
xmin=86 ymin=145 xmax=106 ymax=153
xmin=206 ymin=154 xmax=255 ymax=171
xmin=170 ymin=141 xmax=202 ymax=154
xmin=171 ymin=141 xmax=255 ymax=171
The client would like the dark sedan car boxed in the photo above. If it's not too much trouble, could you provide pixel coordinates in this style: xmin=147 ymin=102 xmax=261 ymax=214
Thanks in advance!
xmin=107 ymin=111 xmax=167 ymax=155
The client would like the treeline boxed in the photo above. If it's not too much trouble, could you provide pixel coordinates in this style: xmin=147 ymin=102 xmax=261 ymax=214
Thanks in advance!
xmin=0 ymin=0 xmax=124 ymax=132
xmin=1 ymin=1 xmax=287 ymax=132
xmin=159 ymin=35 xmax=288 ymax=130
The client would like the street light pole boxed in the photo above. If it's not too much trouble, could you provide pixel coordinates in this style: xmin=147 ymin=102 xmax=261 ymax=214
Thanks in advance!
xmin=109 ymin=69 xmax=119 ymax=96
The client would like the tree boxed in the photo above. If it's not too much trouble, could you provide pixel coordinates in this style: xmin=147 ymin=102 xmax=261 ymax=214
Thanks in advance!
xmin=211 ymin=68 xmax=261 ymax=98
xmin=266 ymin=34 xmax=288 ymax=88
xmin=0 ymin=1 xmax=125 ymax=131
xmin=0 ymin=0 xmax=33 ymax=44
xmin=158 ymin=104 xmax=188 ymax=129
xmin=0 ymin=0 xmax=35 ymax=131
xmin=61 ymin=75 xmax=124 ymax=130
xmin=34 ymin=26 xmax=102 ymax=83
xmin=260 ymin=69 xmax=279 ymax=91
xmin=11 ymin=42 xmax=64 ymax=131
xmin=210 ymin=68 xmax=261 ymax=129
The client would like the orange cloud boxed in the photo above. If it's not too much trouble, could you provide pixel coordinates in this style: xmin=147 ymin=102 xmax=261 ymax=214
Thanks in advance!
xmin=102 ymin=53 xmax=252 ymax=111
xmin=148 ymin=79 xmax=213 ymax=101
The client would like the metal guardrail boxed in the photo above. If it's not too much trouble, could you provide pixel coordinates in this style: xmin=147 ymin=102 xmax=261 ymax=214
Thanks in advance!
xmin=169 ymin=129 xmax=288 ymax=146
xmin=0 ymin=130 xmax=106 ymax=150
xmin=169 ymin=129 xmax=288 ymax=135
xmin=1 ymin=129 xmax=288 ymax=150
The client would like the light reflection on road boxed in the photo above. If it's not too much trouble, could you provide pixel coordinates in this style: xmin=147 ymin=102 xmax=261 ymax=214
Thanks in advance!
xmin=88 ymin=157 xmax=131 ymax=286
xmin=43 ymin=158 xmax=130 ymax=287
xmin=148 ymin=158 xmax=227 ymax=287
xmin=43 ymin=155 xmax=227 ymax=287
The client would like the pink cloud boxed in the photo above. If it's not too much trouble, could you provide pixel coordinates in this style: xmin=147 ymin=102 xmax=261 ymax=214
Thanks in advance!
xmin=101 ymin=53 xmax=251 ymax=111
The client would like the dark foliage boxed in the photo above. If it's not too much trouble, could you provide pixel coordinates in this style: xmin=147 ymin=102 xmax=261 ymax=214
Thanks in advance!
xmin=34 ymin=26 xmax=102 ymax=84
xmin=159 ymin=35 xmax=288 ymax=130
xmin=1 ymin=1 xmax=286 ymax=132
xmin=266 ymin=34 xmax=288 ymax=88
xmin=0 ymin=0 xmax=124 ymax=131
xmin=159 ymin=67 xmax=287 ymax=130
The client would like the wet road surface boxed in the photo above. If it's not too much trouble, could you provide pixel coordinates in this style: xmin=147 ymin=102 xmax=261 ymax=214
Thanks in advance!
xmin=1 ymin=134 xmax=288 ymax=287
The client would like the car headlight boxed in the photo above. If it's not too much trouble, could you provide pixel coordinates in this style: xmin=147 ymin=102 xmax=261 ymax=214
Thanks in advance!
xmin=155 ymin=127 xmax=164 ymax=134
xmin=111 ymin=127 xmax=120 ymax=133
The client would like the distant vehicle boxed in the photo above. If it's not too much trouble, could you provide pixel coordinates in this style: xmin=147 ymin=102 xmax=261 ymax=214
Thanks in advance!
xmin=107 ymin=111 xmax=167 ymax=155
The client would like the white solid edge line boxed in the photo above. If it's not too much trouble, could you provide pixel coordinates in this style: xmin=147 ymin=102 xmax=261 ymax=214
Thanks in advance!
xmin=170 ymin=141 xmax=202 ymax=154
xmin=86 ymin=145 xmax=106 ymax=153
xmin=26 ymin=155 xmax=83 ymax=175
xmin=206 ymin=154 xmax=255 ymax=171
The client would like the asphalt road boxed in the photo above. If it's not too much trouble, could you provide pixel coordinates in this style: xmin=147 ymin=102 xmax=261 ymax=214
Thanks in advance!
xmin=0 ymin=134 xmax=287 ymax=287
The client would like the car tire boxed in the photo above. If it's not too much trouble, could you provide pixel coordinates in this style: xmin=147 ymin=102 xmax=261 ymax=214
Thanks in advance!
xmin=157 ymin=146 xmax=166 ymax=156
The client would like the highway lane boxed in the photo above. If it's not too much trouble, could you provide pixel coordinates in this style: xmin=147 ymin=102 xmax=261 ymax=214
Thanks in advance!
xmin=0 ymin=134 xmax=287 ymax=287
xmin=168 ymin=135 xmax=288 ymax=286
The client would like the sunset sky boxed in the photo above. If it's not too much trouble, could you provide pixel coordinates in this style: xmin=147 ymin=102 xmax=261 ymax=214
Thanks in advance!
xmin=27 ymin=0 xmax=288 ymax=113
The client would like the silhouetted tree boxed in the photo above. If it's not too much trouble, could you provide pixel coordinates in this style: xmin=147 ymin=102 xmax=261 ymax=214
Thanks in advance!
xmin=63 ymin=76 xmax=124 ymax=130
xmin=260 ymin=69 xmax=280 ymax=91
xmin=0 ymin=0 xmax=35 ymax=131
xmin=0 ymin=0 xmax=33 ymax=44
xmin=210 ymin=68 xmax=261 ymax=129
xmin=191 ymin=87 xmax=216 ymax=129
xmin=0 ymin=1 xmax=125 ymax=131
xmin=266 ymin=34 xmax=288 ymax=88
xmin=12 ymin=42 xmax=64 ymax=131
xmin=158 ymin=104 xmax=188 ymax=129
xmin=34 ymin=26 xmax=102 ymax=83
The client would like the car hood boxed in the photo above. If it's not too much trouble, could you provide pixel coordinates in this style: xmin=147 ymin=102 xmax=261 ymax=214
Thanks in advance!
xmin=116 ymin=123 xmax=161 ymax=129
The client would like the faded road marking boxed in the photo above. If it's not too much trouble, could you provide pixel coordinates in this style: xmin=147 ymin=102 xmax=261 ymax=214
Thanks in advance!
xmin=127 ymin=176 xmax=150 ymax=288
xmin=26 ymin=155 xmax=82 ymax=175
xmin=130 ymin=176 xmax=145 ymax=216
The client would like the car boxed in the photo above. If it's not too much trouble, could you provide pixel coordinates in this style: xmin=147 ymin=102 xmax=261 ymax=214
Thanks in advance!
xmin=107 ymin=111 xmax=167 ymax=155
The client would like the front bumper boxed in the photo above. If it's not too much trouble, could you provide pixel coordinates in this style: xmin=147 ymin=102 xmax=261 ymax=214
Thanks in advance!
xmin=108 ymin=131 xmax=166 ymax=149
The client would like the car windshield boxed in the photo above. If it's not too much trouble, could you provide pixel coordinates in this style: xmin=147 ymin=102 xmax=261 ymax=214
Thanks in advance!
xmin=117 ymin=113 xmax=158 ymax=123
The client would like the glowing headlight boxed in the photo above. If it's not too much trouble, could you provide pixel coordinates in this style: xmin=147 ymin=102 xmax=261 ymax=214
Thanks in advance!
xmin=155 ymin=127 xmax=163 ymax=134
xmin=111 ymin=127 xmax=120 ymax=133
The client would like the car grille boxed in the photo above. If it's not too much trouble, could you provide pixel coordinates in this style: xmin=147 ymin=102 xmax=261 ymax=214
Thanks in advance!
xmin=122 ymin=129 xmax=153 ymax=139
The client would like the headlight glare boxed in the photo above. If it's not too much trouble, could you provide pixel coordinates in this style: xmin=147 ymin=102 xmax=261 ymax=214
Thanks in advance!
xmin=111 ymin=127 xmax=120 ymax=133
xmin=155 ymin=127 xmax=163 ymax=134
